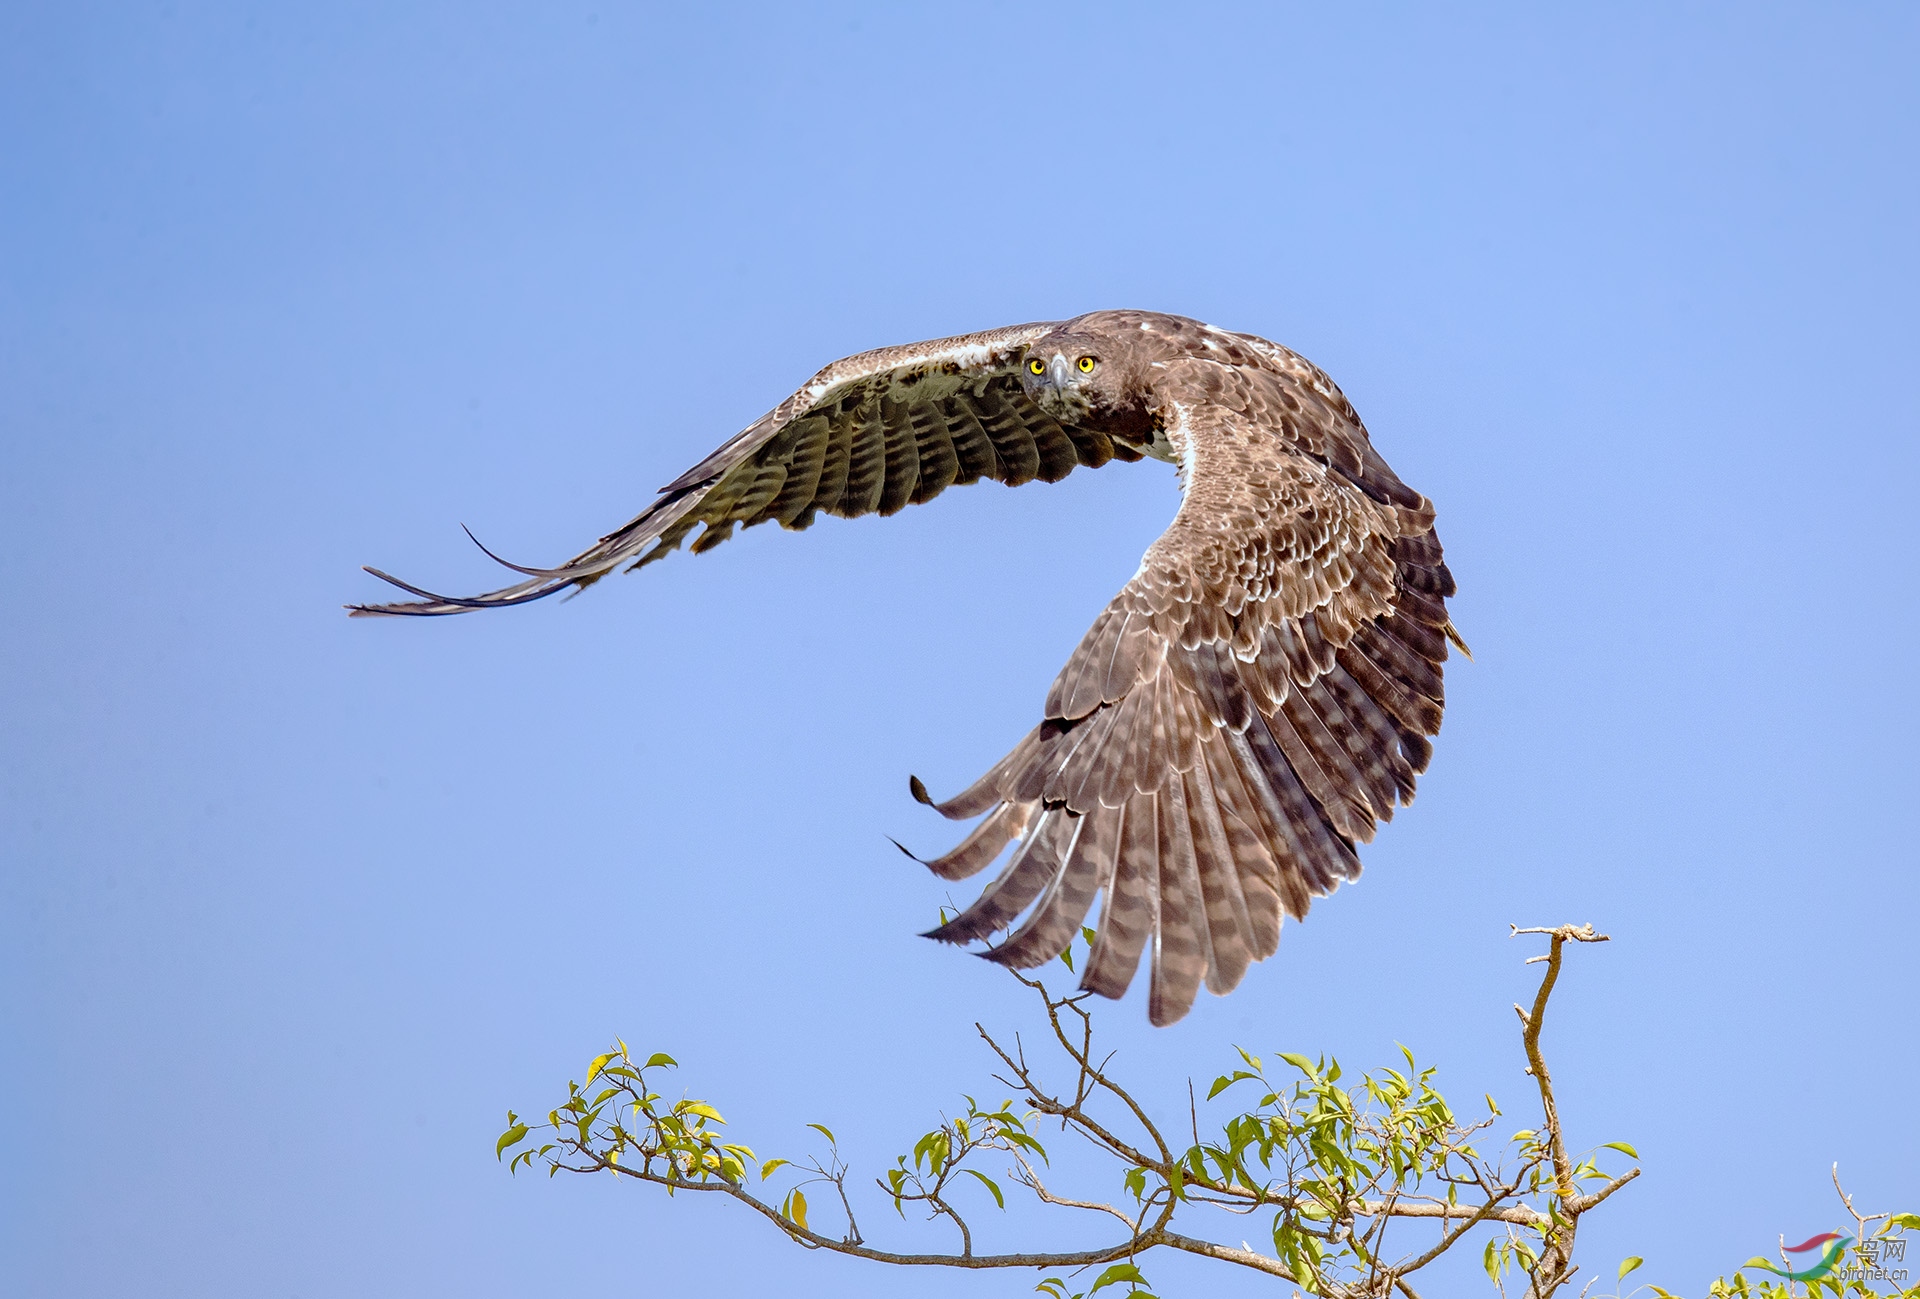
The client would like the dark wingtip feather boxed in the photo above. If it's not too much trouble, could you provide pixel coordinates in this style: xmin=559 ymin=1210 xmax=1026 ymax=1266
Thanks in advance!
xmin=460 ymin=523 xmax=566 ymax=577
xmin=361 ymin=565 xmax=453 ymax=599
xmin=909 ymin=775 xmax=934 ymax=805
xmin=886 ymin=836 xmax=923 ymax=862
xmin=353 ymin=566 xmax=506 ymax=613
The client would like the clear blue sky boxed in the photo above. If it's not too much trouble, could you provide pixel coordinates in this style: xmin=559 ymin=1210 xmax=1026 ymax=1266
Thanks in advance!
xmin=4 ymin=4 xmax=1915 ymax=1295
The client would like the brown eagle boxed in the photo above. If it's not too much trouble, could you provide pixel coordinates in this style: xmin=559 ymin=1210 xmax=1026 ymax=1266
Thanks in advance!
xmin=353 ymin=311 xmax=1464 ymax=1025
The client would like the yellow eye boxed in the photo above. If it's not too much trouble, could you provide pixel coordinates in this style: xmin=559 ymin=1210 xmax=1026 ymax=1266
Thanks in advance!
xmin=1077 ymin=355 xmax=1096 ymax=373
xmin=1028 ymin=358 xmax=1046 ymax=375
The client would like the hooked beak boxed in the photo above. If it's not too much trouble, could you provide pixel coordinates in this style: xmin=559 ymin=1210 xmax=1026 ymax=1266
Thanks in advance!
xmin=1047 ymin=353 xmax=1072 ymax=389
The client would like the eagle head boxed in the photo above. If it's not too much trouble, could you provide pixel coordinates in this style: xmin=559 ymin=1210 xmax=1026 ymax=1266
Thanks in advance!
xmin=1021 ymin=329 xmax=1126 ymax=414
xmin=1019 ymin=327 xmax=1159 ymax=451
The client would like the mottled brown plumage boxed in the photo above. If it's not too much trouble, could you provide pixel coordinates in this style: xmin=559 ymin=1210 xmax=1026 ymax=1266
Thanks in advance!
xmin=352 ymin=310 xmax=1464 ymax=1025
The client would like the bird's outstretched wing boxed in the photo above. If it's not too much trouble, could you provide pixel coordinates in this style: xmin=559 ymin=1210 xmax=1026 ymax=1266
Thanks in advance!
xmin=913 ymin=393 xmax=1459 ymax=1026
xmin=349 ymin=321 xmax=1146 ymax=616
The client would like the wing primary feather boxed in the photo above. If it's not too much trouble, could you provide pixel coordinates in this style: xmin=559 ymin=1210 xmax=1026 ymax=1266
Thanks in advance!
xmin=1080 ymin=794 xmax=1156 ymax=1001
xmin=921 ymin=807 xmax=1066 ymax=944
xmin=1320 ymin=664 xmax=1416 ymax=809
xmin=1148 ymin=778 xmax=1209 ymax=1026
xmin=1176 ymin=640 xmax=1252 ymax=733
xmin=911 ymin=802 xmax=1029 ymax=881
xmin=1047 ymin=605 xmax=1122 ymax=720
xmin=1292 ymin=672 xmax=1397 ymax=823
xmin=1394 ymin=587 xmax=1450 ymax=629
xmin=1137 ymin=669 xmax=1172 ymax=793
xmin=1340 ymin=635 xmax=1444 ymax=736
xmin=1398 ymin=727 xmax=1435 ymax=774
xmin=1375 ymin=611 xmax=1447 ymax=664
xmin=919 ymin=726 xmax=1044 ymax=819
xmin=1357 ymin=618 xmax=1446 ymax=706
xmin=981 ymin=811 xmax=1111 ymax=969
xmin=1228 ymin=721 xmax=1361 ymax=896
xmin=1184 ymin=762 xmax=1254 ymax=994
xmin=458 ymin=524 xmax=572 ymax=577
xmin=1208 ymin=732 xmax=1309 ymax=922
xmin=1045 ymin=705 xmax=1123 ymax=811
xmin=1012 ymin=717 xmax=1103 ymax=805
xmin=1272 ymin=687 xmax=1378 ymax=840
xmin=1202 ymin=736 xmax=1286 ymax=953
xmin=353 ymin=567 xmax=566 ymax=613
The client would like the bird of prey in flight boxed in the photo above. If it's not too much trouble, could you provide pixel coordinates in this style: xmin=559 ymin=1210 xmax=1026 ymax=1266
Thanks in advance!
xmin=353 ymin=310 xmax=1463 ymax=1025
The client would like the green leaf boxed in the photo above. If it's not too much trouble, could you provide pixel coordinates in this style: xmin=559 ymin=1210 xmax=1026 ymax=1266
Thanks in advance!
xmin=1278 ymin=1052 xmax=1316 ymax=1076
xmin=808 ymin=1123 xmax=837 ymax=1145
xmin=1207 ymin=1076 xmax=1235 ymax=1101
xmin=642 ymin=1053 xmax=677 ymax=1069
xmin=1600 ymin=1141 xmax=1640 ymax=1159
xmin=1059 ymin=946 xmax=1075 ymax=972
xmin=962 ymin=1168 xmax=1006 ymax=1208
xmin=760 ymin=1158 xmax=790 ymax=1181
xmin=1087 ymin=1263 xmax=1147 ymax=1295
xmin=585 ymin=1053 xmax=611 ymax=1086
xmin=1484 ymin=1237 xmax=1501 ymax=1283
xmin=1620 ymin=1256 xmax=1645 ymax=1281
xmin=1883 ymin=1213 xmax=1920 ymax=1233
xmin=790 ymin=1188 xmax=809 ymax=1231
xmin=496 ymin=1123 xmax=529 ymax=1159
xmin=680 ymin=1101 xmax=724 ymax=1123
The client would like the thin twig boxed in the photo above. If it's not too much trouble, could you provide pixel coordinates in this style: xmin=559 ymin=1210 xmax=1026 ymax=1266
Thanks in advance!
xmin=1015 ymin=1154 xmax=1140 ymax=1231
